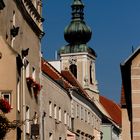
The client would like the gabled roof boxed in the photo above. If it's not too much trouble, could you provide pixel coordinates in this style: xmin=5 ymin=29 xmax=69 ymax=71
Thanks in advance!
xmin=99 ymin=95 xmax=122 ymax=127
xmin=41 ymin=58 xmax=72 ymax=90
xmin=61 ymin=70 xmax=91 ymax=99
xmin=121 ymin=46 xmax=140 ymax=66
xmin=42 ymin=58 xmax=121 ymax=128
xmin=119 ymin=47 xmax=140 ymax=120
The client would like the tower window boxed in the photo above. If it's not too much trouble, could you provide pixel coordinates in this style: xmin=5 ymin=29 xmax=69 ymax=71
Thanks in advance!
xmin=90 ymin=64 xmax=93 ymax=84
xmin=69 ymin=64 xmax=77 ymax=78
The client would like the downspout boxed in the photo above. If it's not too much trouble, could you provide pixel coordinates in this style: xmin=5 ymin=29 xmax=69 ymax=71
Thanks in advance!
xmin=22 ymin=57 xmax=26 ymax=140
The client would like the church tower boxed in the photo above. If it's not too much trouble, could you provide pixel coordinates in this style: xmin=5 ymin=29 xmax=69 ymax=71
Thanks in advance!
xmin=59 ymin=0 xmax=99 ymax=99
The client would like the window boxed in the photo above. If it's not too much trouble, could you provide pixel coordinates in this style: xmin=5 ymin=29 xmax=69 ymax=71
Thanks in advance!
xmin=76 ymin=104 xmax=79 ymax=118
xmin=11 ymin=11 xmax=16 ymax=47
xmin=64 ymin=111 xmax=67 ymax=125
xmin=69 ymin=116 xmax=71 ymax=129
xmin=81 ymin=107 xmax=84 ymax=120
xmin=58 ymin=107 xmax=61 ymax=122
xmin=90 ymin=64 xmax=93 ymax=84
xmin=54 ymin=104 xmax=57 ymax=119
xmin=49 ymin=132 xmax=53 ymax=140
xmin=91 ymin=114 xmax=94 ymax=126
xmin=88 ymin=112 xmax=90 ymax=124
xmin=32 ymin=67 xmax=36 ymax=81
xmin=26 ymin=106 xmax=30 ymax=134
xmin=26 ymin=62 xmax=30 ymax=78
xmin=1 ymin=91 xmax=11 ymax=105
xmin=17 ymin=79 xmax=20 ymax=111
xmin=67 ymin=114 xmax=69 ymax=126
xmin=49 ymin=101 xmax=52 ymax=117
xmin=85 ymin=109 xmax=87 ymax=122
xmin=69 ymin=64 xmax=77 ymax=78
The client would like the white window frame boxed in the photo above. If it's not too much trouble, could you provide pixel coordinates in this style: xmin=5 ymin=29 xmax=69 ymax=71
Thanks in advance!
xmin=11 ymin=11 xmax=16 ymax=48
xmin=85 ymin=109 xmax=87 ymax=122
xmin=32 ymin=67 xmax=36 ymax=81
xmin=64 ymin=111 xmax=67 ymax=125
xmin=1 ymin=91 xmax=12 ymax=106
xmin=81 ymin=107 xmax=84 ymax=120
xmin=77 ymin=104 xmax=80 ymax=118
xmin=26 ymin=62 xmax=30 ymax=78
xmin=49 ymin=132 xmax=53 ymax=140
xmin=26 ymin=106 xmax=30 ymax=134
xmin=88 ymin=111 xmax=90 ymax=124
xmin=54 ymin=104 xmax=57 ymax=119
xmin=58 ymin=107 xmax=61 ymax=122
xmin=49 ymin=101 xmax=52 ymax=117
xmin=17 ymin=79 xmax=20 ymax=112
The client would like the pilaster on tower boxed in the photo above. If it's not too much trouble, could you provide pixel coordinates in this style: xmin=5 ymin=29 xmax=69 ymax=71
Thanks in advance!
xmin=58 ymin=0 xmax=99 ymax=99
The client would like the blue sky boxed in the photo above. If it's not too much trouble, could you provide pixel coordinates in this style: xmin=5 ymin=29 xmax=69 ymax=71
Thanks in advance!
xmin=41 ymin=0 xmax=140 ymax=103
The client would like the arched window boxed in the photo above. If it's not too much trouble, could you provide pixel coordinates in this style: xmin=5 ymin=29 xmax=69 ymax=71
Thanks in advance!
xmin=69 ymin=64 xmax=77 ymax=78
xmin=90 ymin=64 xmax=93 ymax=84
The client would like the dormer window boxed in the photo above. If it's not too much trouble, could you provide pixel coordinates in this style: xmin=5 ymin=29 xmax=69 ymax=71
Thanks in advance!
xmin=69 ymin=64 xmax=77 ymax=78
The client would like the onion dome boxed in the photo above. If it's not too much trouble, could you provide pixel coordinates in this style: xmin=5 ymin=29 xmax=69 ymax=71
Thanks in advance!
xmin=64 ymin=0 xmax=92 ymax=44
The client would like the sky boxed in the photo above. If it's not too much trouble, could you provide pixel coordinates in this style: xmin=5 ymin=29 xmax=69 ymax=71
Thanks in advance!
xmin=41 ymin=0 xmax=140 ymax=103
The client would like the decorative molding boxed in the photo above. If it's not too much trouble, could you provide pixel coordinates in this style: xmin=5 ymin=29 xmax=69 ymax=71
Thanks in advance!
xmin=14 ymin=0 xmax=44 ymax=39
xmin=69 ymin=56 xmax=77 ymax=65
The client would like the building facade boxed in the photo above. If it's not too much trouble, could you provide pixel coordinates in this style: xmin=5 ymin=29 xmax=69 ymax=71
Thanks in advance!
xmin=0 ymin=0 xmax=122 ymax=140
xmin=47 ymin=0 xmax=121 ymax=139
xmin=121 ymin=47 xmax=140 ymax=140
xmin=41 ymin=59 xmax=72 ymax=140
xmin=100 ymin=96 xmax=121 ymax=140
xmin=0 ymin=0 xmax=44 ymax=139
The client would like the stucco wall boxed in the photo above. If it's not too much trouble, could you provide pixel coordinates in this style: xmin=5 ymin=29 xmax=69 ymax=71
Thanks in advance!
xmin=40 ymin=73 xmax=71 ymax=140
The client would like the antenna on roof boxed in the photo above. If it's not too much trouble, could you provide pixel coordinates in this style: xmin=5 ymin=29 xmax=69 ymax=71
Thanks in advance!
xmin=132 ymin=46 xmax=134 ymax=53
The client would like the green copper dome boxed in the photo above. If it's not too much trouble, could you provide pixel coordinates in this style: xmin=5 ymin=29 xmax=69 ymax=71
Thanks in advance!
xmin=59 ymin=0 xmax=96 ymax=57
xmin=64 ymin=0 xmax=92 ymax=44
xmin=64 ymin=21 xmax=92 ymax=44
xmin=58 ymin=44 xmax=97 ymax=57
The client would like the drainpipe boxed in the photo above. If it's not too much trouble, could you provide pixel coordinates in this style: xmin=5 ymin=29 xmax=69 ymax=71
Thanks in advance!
xmin=22 ymin=57 xmax=26 ymax=140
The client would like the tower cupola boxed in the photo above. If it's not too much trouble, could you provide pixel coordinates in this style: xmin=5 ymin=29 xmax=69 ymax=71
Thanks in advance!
xmin=58 ymin=0 xmax=99 ymax=99
xmin=64 ymin=0 xmax=92 ymax=45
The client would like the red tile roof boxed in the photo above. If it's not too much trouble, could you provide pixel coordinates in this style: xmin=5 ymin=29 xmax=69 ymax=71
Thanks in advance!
xmin=99 ymin=95 xmax=122 ymax=127
xmin=61 ymin=70 xmax=91 ymax=99
xmin=41 ymin=59 xmax=71 ymax=89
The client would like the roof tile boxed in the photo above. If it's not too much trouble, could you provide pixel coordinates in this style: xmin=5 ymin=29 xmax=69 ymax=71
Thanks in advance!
xmin=100 ymin=95 xmax=122 ymax=127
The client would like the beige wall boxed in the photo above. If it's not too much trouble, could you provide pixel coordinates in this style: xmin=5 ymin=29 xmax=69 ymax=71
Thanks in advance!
xmin=0 ymin=36 xmax=17 ymax=139
xmin=131 ymin=53 xmax=140 ymax=140
xmin=0 ymin=0 xmax=42 ymax=139
xmin=60 ymin=52 xmax=99 ymax=100
xmin=71 ymin=91 xmax=102 ymax=139
xmin=40 ymin=72 xmax=71 ymax=140
xmin=121 ymin=108 xmax=131 ymax=140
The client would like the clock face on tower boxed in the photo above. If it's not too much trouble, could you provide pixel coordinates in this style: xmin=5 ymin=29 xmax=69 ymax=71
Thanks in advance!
xmin=69 ymin=56 xmax=77 ymax=65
